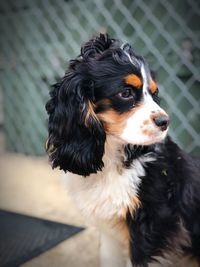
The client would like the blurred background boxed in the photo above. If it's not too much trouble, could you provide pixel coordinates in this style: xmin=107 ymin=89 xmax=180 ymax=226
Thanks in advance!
xmin=0 ymin=0 xmax=200 ymax=156
xmin=0 ymin=0 xmax=199 ymax=267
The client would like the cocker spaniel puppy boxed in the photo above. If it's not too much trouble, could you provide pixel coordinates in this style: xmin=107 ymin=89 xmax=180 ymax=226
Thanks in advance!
xmin=46 ymin=34 xmax=200 ymax=267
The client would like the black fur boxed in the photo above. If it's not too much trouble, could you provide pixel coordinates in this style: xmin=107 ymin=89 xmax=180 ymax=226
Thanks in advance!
xmin=125 ymin=137 xmax=200 ymax=266
xmin=45 ymin=68 xmax=106 ymax=176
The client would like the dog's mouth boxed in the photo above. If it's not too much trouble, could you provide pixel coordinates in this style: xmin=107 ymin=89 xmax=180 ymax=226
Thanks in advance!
xmin=119 ymin=128 xmax=168 ymax=146
xmin=118 ymin=111 xmax=170 ymax=146
xmin=138 ymin=132 xmax=168 ymax=146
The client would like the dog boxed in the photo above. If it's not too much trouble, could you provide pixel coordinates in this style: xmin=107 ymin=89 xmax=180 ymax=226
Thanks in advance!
xmin=46 ymin=34 xmax=200 ymax=267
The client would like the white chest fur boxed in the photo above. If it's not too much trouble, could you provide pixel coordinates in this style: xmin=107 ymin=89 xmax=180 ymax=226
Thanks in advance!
xmin=65 ymin=139 xmax=155 ymax=222
xmin=65 ymin=140 xmax=155 ymax=267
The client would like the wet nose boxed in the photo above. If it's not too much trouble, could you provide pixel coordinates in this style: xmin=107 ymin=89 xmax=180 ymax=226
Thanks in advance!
xmin=153 ymin=115 xmax=170 ymax=131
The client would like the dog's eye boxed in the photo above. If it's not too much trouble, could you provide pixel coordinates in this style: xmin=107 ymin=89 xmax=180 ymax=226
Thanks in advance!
xmin=152 ymin=88 xmax=159 ymax=96
xmin=118 ymin=87 xmax=136 ymax=100
xmin=152 ymin=88 xmax=160 ymax=104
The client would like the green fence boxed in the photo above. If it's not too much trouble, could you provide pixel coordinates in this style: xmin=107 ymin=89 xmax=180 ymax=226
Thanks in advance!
xmin=0 ymin=0 xmax=200 ymax=155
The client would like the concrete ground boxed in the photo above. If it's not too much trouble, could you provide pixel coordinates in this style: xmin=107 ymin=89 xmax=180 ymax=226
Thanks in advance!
xmin=0 ymin=149 xmax=99 ymax=267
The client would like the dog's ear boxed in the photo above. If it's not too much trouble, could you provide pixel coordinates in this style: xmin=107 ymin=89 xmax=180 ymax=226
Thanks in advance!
xmin=45 ymin=68 xmax=106 ymax=176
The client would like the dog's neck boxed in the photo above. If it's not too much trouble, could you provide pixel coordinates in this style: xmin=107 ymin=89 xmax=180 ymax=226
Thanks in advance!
xmin=66 ymin=136 xmax=158 ymax=222
xmin=103 ymin=135 xmax=156 ymax=174
xmin=103 ymin=136 xmax=125 ymax=174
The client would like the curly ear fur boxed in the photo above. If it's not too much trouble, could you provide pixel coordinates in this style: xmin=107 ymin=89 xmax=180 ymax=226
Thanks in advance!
xmin=45 ymin=34 xmax=117 ymax=176
xmin=46 ymin=69 xmax=106 ymax=176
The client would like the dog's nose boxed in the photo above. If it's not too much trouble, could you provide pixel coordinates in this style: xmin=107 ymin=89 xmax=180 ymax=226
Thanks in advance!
xmin=153 ymin=115 xmax=170 ymax=131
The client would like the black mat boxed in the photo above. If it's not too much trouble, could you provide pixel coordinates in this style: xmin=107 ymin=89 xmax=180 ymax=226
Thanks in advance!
xmin=0 ymin=210 xmax=84 ymax=267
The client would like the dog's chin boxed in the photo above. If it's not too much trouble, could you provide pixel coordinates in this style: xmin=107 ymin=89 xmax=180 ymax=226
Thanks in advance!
xmin=137 ymin=136 xmax=166 ymax=146
xmin=119 ymin=129 xmax=168 ymax=146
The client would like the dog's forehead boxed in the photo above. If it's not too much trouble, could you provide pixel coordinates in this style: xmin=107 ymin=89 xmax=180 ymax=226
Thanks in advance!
xmin=120 ymin=42 xmax=143 ymax=64
xmin=120 ymin=45 xmax=157 ymax=93
xmin=121 ymin=47 xmax=149 ymax=75
xmin=121 ymin=49 xmax=144 ymax=77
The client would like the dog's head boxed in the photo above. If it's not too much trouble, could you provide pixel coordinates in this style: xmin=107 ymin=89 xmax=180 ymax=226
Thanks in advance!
xmin=46 ymin=34 xmax=170 ymax=176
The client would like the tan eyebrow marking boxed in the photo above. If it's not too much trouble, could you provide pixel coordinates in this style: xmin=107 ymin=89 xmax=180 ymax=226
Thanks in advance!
xmin=124 ymin=74 xmax=143 ymax=89
xmin=150 ymin=80 xmax=157 ymax=94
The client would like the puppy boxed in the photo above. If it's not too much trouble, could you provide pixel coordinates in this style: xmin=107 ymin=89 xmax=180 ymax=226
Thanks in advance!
xmin=46 ymin=34 xmax=200 ymax=267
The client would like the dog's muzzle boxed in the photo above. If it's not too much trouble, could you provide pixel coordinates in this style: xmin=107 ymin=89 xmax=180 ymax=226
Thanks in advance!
xmin=153 ymin=114 xmax=170 ymax=131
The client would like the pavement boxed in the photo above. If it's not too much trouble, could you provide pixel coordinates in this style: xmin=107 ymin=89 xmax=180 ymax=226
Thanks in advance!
xmin=0 ymin=150 xmax=99 ymax=267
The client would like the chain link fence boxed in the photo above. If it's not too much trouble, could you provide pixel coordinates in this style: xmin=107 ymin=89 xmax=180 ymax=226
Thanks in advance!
xmin=0 ymin=0 xmax=200 ymax=155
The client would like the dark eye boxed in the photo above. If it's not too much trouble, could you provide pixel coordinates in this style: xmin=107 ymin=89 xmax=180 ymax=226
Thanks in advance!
xmin=152 ymin=88 xmax=160 ymax=104
xmin=118 ymin=87 xmax=136 ymax=100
